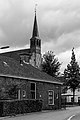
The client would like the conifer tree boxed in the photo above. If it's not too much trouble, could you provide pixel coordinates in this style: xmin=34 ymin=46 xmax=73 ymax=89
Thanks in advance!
xmin=64 ymin=48 xmax=80 ymax=103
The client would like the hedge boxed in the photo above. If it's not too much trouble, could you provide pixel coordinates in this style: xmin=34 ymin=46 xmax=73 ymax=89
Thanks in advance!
xmin=0 ymin=99 xmax=43 ymax=117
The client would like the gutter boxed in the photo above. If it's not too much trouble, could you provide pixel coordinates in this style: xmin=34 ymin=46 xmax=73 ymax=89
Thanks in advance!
xmin=0 ymin=74 xmax=63 ymax=85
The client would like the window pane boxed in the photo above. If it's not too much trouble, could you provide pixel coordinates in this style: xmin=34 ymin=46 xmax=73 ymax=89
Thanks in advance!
xmin=48 ymin=91 xmax=54 ymax=105
xmin=30 ymin=83 xmax=36 ymax=99
xmin=31 ymin=83 xmax=35 ymax=91
xmin=31 ymin=91 xmax=35 ymax=99
xmin=49 ymin=99 xmax=53 ymax=104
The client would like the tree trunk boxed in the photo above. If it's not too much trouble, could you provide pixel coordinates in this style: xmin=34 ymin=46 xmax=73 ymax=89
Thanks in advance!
xmin=73 ymin=89 xmax=75 ymax=105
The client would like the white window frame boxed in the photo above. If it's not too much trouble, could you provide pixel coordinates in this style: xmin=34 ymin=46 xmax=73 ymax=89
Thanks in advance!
xmin=48 ymin=90 xmax=54 ymax=105
xmin=30 ymin=82 xmax=36 ymax=99
xmin=18 ymin=89 xmax=20 ymax=100
xmin=22 ymin=90 xmax=26 ymax=98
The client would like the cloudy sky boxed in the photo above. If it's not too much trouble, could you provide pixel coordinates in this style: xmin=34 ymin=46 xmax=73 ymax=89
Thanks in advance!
xmin=0 ymin=0 xmax=80 ymax=73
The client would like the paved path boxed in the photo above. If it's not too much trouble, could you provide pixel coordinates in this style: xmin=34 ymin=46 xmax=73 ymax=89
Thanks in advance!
xmin=1 ymin=106 xmax=80 ymax=120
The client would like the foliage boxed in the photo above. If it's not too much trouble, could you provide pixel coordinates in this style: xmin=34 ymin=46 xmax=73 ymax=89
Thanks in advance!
xmin=0 ymin=87 xmax=9 ymax=100
xmin=0 ymin=99 xmax=43 ymax=117
xmin=8 ymin=84 xmax=18 ymax=99
xmin=64 ymin=48 xmax=80 ymax=103
xmin=0 ymin=84 xmax=18 ymax=100
xmin=41 ymin=51 xmax=61 ymax=77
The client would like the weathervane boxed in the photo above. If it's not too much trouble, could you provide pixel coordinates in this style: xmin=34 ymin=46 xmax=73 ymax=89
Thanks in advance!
xmin=35 ymin=4 xmax=37 ymax=13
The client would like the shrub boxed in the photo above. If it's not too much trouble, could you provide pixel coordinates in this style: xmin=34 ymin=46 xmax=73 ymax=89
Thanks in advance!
xmin=0 ymin=99 xmax=43 ymax=117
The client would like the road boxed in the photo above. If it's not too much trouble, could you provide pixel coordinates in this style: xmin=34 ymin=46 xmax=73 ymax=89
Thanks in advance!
xmin=70 ymin=113 xmax=80 ymax=120
xmin=1 ymin=106 xmax=80 ymax=120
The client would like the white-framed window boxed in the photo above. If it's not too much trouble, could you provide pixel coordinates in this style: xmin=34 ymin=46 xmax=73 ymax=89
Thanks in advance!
xmin=78 ymin=97 xmax=80 ymax=102
xmin=30 ymin=82 xmax=36 ymax=99
xmin=48 ymin=90 xmax=54 ymax=105
xmin=22 ymin=90 xmax=26 ymax=98
xmin=18 ymin=89 xmax=20 ymax=100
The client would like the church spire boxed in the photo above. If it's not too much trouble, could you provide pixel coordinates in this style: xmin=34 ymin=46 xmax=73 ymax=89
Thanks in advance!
xmin=32 ymin=4 xmax=39 ymax=37
xmin=30 ymin=5 xmax=41 ymax=68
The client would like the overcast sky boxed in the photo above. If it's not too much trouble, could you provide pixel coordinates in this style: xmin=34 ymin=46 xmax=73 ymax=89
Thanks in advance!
xmin=0 ymin=0 xmax=80 ymax=73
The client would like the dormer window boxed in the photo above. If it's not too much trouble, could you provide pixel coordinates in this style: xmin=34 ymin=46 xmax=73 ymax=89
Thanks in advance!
xmin=23 ymin=60 xmax=29 ymax=64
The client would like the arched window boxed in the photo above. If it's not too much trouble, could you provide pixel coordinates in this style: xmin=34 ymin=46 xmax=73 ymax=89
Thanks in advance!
xmin=37 ymin=40 xmax=39 ymax=46
xmin=39 ymin=40 xmax=41 ymax=47
xmin=33 ymin=40 xmax=35 ymax=46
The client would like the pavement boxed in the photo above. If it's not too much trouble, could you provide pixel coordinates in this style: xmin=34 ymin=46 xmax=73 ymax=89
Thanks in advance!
xmin=0 ymin=106 xmax=80 ymax=120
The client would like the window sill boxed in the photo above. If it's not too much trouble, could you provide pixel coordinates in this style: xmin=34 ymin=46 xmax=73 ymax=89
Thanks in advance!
xmin=48 ymin=104 xmax=54 ymax=105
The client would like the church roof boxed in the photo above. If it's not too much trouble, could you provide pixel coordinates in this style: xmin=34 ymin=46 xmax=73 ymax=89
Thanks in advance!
xmin=0 ymin=48 xmax=30 ymax=55
xmin=0 ymin=48 xmax=31 ymax=61
xmin=0 ymin=55 xmax=62 ymax=85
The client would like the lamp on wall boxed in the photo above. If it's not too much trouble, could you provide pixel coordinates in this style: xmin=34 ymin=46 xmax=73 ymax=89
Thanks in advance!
xmin=40 ymin=95 xmax=41 ymax=98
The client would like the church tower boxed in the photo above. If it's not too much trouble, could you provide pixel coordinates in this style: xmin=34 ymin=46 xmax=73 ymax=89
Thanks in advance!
xmin=30 ymin=7 xmax=41 ymax=68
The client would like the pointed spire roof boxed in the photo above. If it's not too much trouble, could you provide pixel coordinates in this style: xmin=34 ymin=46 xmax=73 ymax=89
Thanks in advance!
xmin=32 ymin=7 xmax=39 ymax=37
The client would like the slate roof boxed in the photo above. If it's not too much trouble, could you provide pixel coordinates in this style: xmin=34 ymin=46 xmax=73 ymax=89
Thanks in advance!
xmin=0 ymin=55 xmax=62 ymax=85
